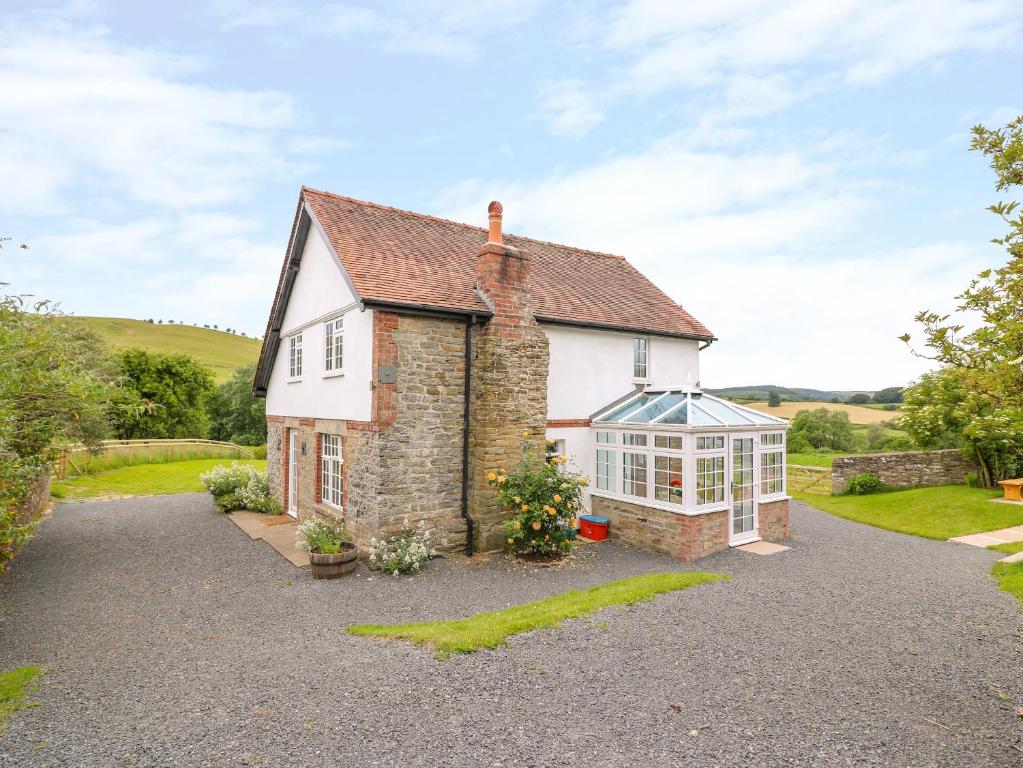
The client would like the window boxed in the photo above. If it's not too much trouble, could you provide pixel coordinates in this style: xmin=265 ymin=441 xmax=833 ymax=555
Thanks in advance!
xmin=288 ymin=334 xmax=303 ymax=379
xmin=653 ymin=455 xmax=683 ymax=505
xmin=760 ymin=450 xmax=784 ymax=495
xmin=596 ymin=431 xmax=616 ymax=445
xmin=623 ymin=452 xmax=647 ymax=497
xmin=696 ymin=456 xmax=725 ymax=505
xmin=761 ymin=432 xmax=784 ymax=447
xmin=324 ymin=317 xmax=343 ymax=373
xmin=696 ymin=435 xmax=724 ymax=451
xmin=654 ymin=434 xmax=683 ymax=450
xmin=633 ymin=338 xmax=648 ymax=379
xmin=622 ymin=433 xmax=647 ymax=447
xmin=320 ymin=434 xmax=343 ymax=508
xmin=596 ymin=448 xmax=616 ymax=491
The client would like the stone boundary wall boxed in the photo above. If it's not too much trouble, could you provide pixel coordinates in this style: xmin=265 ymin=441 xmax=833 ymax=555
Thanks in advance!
xmin=831 ymin=449 xmax=972 ymax=493
xmin=14 ymin=470 xmax=50 ymax=526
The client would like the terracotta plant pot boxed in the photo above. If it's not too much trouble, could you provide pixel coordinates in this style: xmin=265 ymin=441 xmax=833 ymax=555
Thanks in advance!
xmin=309 ymin=545 xmax=357 ymax=579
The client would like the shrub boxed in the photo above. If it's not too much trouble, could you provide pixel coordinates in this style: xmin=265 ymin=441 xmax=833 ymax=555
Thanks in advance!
xmin=368 ymin=519 xmax=435 ymax=576
xmin=487 ymin=435 xmax=586 ymax=557
xmin=296 ymin=517 xmax=352 ymax=555
xmin=845 ymin=472 xmax=883 ymax=495
xmin=199 ymin=462 xmax=279 ymax=514
xmin=249 ymin=444 xmax=268 ymax=460
xmin=965 ymin=471 xmax=981 ymax=488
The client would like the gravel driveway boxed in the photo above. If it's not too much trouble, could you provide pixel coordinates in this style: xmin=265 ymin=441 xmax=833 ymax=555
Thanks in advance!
xmin=1 ymin=495 xmax=1021 ymax=767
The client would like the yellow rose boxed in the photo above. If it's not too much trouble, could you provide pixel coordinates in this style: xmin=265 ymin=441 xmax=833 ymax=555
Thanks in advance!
xmin=497 ymin=476 xmax=507 ymax=484
xmin=521 ymin=504 xmax=529 ymax=512
xmin=544 ymin=534 xmax=550 ymax=541
xmin=522 ymin=431 xmax=529 ymax=438
xmin=514 ymin=520 xmax=521 ymax=529
xmin=514 ymin=496 xmax=521 ymax=504
xmin=487 ymin=471 xmax=497 ymax=482
xmin=500 ymin=468 xmax=506 ymax=474
xmin=532 ymin=521 xmax=542 ymax=531
xmin=579 ymin=477 xmax=589 ymax=486
xmin=547 ymin=509 xmax=556 ymax=516
xmin=546 ymin=438 xmax=556 ymax=445
xmin=507 ymin=538 xmax=514 ymax=544
xmin=553 ymin=494 xmax=562 ymax=503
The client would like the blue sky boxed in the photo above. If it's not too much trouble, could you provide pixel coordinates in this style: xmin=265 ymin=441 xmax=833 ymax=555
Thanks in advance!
xmin=1 ymin=0 xmax=1020 ymax=389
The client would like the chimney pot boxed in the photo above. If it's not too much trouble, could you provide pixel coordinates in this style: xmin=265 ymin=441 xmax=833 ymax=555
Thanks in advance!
xmin=487 ymin=200 xmax=503 ymax=244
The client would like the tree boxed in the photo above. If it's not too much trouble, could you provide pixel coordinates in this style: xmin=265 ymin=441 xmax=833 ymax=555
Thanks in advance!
xmin=847 ymin=393 xmax=870 ymax=405
xmin=113 ymin=350 xmax=216 ymax=439
xmin=207 ymin=363 xmax=267 ymax=445
xmin=767 ymin=390 xmax=781 ymax=407
xmin=787 ymin=408 xmax=855 ymax=452
xmin=872 ymin=386 xmax=903 ymax=404
xmin=865 ymin=423 xmax=887 ymax=451
xmin=900 ymin=115 xmax=1023 ymax=486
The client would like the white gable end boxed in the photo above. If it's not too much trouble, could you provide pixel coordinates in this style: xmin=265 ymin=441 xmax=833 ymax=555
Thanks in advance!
xmin=265 ymin=223 xmax=373 ymax=421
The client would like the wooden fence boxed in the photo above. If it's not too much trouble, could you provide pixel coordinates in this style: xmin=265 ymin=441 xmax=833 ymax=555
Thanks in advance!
xmin=787 ymin=464 xmax=831 ymax=494
xmin=54 ymin=439 xmax=254 ymax=480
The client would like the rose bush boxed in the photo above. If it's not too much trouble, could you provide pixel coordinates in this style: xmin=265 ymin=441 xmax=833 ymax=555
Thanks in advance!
xmin=487 ymin=435 xmax=586 ymax=557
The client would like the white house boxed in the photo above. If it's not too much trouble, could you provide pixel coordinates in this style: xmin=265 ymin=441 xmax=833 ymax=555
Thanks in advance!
xmin=254 ymin=188 xmax=790 ymax=561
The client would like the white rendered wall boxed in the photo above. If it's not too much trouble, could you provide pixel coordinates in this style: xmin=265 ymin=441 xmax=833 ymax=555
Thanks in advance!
xmin=546 ymin=426 xmax=594 ymax=510
xmin=265 ymin=226 xmax=373 ymax=421
xmin=543 ymin=324 xmax=701 ymax=420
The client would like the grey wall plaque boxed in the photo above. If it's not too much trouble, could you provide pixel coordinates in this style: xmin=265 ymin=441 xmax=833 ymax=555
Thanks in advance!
xmin=378 ymin=365 xmax=397 ymax=384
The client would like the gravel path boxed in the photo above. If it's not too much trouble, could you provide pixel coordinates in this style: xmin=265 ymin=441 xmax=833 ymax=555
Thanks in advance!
xmin=1 ymin=495 xmax=1021 ymax=767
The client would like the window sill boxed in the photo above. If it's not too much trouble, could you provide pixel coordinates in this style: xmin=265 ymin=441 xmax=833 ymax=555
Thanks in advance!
xmin=322 ymin=371 xmax=345 ymax=379
xmin=314 ymin=501 xmax=344 ymax=518
xmin=287 ymin=377 xmax=303 ymax=384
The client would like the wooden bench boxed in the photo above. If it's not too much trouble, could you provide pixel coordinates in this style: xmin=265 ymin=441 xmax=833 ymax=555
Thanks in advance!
xmin=998 ymin=478 xmax=1023 ymax=502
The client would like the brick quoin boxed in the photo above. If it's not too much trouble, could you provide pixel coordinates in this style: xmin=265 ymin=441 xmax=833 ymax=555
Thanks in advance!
xmin=372 ymin=311 xmax=399 ymax=428
xmin=547 ymin=419 xmax=591 ymax=428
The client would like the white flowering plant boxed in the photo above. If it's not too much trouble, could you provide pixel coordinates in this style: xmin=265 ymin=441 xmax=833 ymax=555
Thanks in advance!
xmin=295 ymin=517 xmax=353 ymax=555
xmin=368 ymin=519 xmax=435 ymax=577
xmin=199 ymin=462 xmax=281 ymax=515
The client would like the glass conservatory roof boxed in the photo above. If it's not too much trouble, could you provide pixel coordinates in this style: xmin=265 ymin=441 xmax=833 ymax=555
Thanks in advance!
xmin=593 ymin=390 xmax=788 ymax=428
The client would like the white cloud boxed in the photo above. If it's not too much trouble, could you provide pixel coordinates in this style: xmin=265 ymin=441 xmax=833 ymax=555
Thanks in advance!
xmin=436 ymin=134 xmax=996 ymax=389
xmin=534 ymin=79 xmax=606 ymax=137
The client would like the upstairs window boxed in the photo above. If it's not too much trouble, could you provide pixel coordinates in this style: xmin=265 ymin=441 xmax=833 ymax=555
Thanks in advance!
xmin=289 ymin=333 xmax=303 ymax=379
xmin=633 ymin=338 xmax=648 ymax=379
xmin=324 ymin=317 xmax=344 ymax=374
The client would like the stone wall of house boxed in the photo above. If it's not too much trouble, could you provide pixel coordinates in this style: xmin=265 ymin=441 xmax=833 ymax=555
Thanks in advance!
xmin=591 ymin=496 xmax=730 ymax=562
xmin=831 ymin=449 xmax=972 ymax=493
xmin=266 ymin=418 xmax=284 ymax=504
xmin=758 ymin=499 xmax=789 ymax=541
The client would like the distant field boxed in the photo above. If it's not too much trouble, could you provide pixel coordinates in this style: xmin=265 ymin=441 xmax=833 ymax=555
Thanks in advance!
xmin=69 ymin=316 xmax=260 ymax=383
xmin=743 ymin=401 xmax=897 ymax=425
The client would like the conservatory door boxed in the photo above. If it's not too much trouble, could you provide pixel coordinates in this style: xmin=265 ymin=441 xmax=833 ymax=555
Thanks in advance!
xmin=729 ymin=434 xmax=758 ymax=545
xmin=287 ymin=430 xmax=298 ymax=518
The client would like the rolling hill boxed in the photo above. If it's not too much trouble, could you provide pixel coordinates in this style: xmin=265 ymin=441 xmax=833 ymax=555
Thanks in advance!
xmin=706 ymin=385 xmax=873 ymax=402
xmin=69 ymin=317 xmax=261 ymax=383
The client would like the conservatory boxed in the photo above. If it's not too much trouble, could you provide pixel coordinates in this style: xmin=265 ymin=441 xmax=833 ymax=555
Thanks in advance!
xmin=586 ymin=389 xmax=790 ymax=560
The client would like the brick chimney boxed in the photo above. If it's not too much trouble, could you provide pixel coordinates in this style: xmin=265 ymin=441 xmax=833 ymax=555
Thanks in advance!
xmin=477 ymin=201 xmax=533 ymax=336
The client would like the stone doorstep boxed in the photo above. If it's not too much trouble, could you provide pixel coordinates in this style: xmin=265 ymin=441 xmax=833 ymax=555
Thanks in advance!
xmin=228 ymin=510 xmax=309 ymax=568
xmin=735 ymin=540 xmax=791 ymax=556
xmin=949 ymin=525 xmax=1023 ymax=550
xmin=1000 ymin=551 xmax=1023 ymax=564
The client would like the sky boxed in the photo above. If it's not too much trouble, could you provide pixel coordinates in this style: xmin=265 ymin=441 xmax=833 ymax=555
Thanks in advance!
xmin=1 ymin=0 xmax=1020 ymax=390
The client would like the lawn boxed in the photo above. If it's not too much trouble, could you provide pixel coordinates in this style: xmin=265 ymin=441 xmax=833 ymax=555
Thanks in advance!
xmin=348 ymin=571 xmax=726 ymax=657
xmin=989 ymin=541 xmax=1023 ymax=555
xmin=787 ymin=453 xmax=846 ymax=468
xmin=52 ymin=459 xmax=267 ymax=499
xmin=0 ymin=666 xmax=42 ymax=731
xmin=793 ymin=485 xmax=1014 ymax=540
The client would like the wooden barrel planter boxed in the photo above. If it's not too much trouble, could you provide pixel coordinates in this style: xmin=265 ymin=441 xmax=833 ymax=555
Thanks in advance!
xmin=309 ymin=546 xmax=358 ymax=579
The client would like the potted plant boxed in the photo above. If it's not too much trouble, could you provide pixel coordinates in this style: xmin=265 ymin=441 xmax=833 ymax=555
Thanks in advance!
xmin=295 ymin=517 xmax=357 ymax=579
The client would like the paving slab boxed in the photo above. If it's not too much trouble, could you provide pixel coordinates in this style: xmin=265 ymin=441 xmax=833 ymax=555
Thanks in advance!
xmin=228 ymin=510 xmax=308 ymax=567
xmin=950 ymin=525 xmax=1023 ymax=548
xmin=736 ymin=540 xmax=790 ymax=555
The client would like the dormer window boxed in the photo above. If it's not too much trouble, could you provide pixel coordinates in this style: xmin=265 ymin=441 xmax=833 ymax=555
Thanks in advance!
xmin=288 ymin=333 xmax=303 ymax=379
xmin=633 ymin=337 xmax=648 ymax=380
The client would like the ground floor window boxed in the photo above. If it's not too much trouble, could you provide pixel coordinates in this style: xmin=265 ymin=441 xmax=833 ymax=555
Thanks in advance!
xmin=321 ymin=434 xmax=343 ymax=508
xmin=760 ymin=450 xmax=784 ymax=495
xmin=596 ymin=448 xmax=616 ymax=491
xmin=653 ymin=455 xmax=683 ymax=505
xmin=623 ymin=452 xmax=648 ymax=497
xmin=696 ymin=455 xmax=726 ymax=505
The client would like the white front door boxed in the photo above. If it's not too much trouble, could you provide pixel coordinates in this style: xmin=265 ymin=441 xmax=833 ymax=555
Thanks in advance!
xmin=729 ymin=434 xmax=758 ymax=545
xmin=287 ymin=430 xmax=298 ymax=518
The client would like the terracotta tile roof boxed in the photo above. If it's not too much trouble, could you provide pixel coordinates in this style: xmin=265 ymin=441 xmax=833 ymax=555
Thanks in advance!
xmin=301 ymin=187 xmax=714 ymax=340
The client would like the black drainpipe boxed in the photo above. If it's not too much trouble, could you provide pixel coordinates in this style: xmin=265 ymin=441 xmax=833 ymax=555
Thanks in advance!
xmin=461 ymin=315 xmax=477 ymax=555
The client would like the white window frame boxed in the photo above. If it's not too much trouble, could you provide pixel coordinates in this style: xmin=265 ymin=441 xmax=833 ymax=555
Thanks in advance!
xmin=759 ymin=448 xmax=785 ymax=497
xmin=622 ymin=450 xmax=648 ymax=498
xmin=633 ymin=337 xmax=648 ymax=381
xmin=320 ymin=434 xmax=343 ymax=510
xmin=696 ymin=434 xmax=725 ymax=451
xmin=652 ymin=453 xmax=684 ymax=507
xmin=323 ymin=316 xmax=344 ymax=376
xmin=695 ymin=454 xmax=726 ymax=507
xmin=288 ymin=333 xmax=303 ymax=380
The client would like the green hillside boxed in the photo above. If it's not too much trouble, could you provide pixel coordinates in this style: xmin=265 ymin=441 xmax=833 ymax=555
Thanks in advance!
xmin=69 ymin=317 xmax=261 ymax=383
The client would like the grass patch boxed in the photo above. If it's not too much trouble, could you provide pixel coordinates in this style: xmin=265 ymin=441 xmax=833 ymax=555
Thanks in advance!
xmin=347 ymin=571 xmax=726 ymax=657
xmin=792 ymin=485 xmax=1013 ymax=540
xmin=52 ymin=458 xmax=267 ymax=500
xmin=0 ymin=667 xmax=42 ymax=730
xmin=787 ymin=453 xmax=846 ymax=468
xmin=989 ymin=541 xmax=1023 ymax=556
xmin=992 ymin=560 xmax=1023 ymax=608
